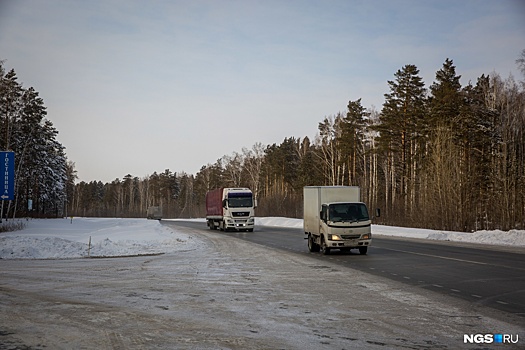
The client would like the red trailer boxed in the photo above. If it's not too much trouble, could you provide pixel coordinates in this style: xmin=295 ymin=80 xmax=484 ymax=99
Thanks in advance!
xmin=205 ymin=187 xmax=224 ymax=217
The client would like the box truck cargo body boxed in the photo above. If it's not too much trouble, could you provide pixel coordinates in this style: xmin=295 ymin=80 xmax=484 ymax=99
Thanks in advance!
xmin=146 ymin=206 xmax=162 ymax=220
xmin=304 ymin=186 xmax=374 ymax=255
xmin=206 ymin=188 xmax=255 ymax=231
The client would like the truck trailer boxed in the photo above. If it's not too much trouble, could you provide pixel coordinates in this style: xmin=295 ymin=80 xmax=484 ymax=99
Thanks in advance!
xmin=206 ymin=187 xmax=255 ymax=232
xmin=304 ymin=186 xmax=377 ymax=255
xmin=146 ymin=206 xmax=162 ymax=220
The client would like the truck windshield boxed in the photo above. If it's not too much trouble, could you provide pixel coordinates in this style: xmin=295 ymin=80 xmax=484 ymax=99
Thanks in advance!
xmin=227 ymin=194 xmax=253 ymax=208
xmin=328 ymin=203 xmax=369 ymax=223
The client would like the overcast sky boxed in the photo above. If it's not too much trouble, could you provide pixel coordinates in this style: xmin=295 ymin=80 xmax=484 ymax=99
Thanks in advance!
xmin=1 ymin=0 xmax=524 ymax=183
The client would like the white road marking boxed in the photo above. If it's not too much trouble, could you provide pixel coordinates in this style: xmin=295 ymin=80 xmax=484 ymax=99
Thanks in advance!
xmin=377 ymin=247 xmax=489 ymax=265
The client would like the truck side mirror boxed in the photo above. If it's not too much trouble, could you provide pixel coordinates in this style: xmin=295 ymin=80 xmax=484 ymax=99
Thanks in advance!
xmin=254 ymin=199 xmax=258 ymax=208
xmin=375 ymin=208 xmax=381 ymax=218
xmin=222 ymin=199 xmax=227 ymax=208
xmin=320 ymin=210 xmax=326 ymax=221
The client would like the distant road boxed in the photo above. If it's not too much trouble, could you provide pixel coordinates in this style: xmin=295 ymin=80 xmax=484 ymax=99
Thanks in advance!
xmin=163 ymin=220 xmax=525 ymax=323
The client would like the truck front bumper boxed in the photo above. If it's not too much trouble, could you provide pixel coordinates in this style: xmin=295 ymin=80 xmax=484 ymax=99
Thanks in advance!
xmin=328 ymin=239 xmax=371 ymax=248
xmin=225 ymin=219 xmax=255 ymax=231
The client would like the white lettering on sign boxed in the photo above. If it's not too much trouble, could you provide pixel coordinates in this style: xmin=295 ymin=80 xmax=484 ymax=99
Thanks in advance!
xmin=1 ymin=152 xmax=14 ymax=200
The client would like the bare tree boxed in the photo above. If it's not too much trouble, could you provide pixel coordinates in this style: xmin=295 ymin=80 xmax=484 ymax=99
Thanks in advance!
xmin=222 ymin=152 xmax=244 ymax=187
xmin=315 ymin=114 xmax=342 ymax=186
xmin=242 ymin=142 xmax=265 ymax=201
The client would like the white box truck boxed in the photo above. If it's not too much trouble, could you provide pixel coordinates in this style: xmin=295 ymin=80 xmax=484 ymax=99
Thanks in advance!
xmin=304 ymin=186 xmax=377 ymax=255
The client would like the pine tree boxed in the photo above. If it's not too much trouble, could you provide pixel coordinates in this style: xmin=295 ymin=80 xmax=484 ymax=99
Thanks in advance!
xmin=429 ymin=58 xmax=462 ymax=129
xmin=338 ymin=99 xmax=369 ymax=185
xmin=376 ymin=64 xmax=426 ymax=223
xmin=1 ymin=62 xmax=68 ymax=218
xmin=0 ymin=68 xmax=23 ymax=151
xmin=424 ymin=59 xmax=465 ymax=229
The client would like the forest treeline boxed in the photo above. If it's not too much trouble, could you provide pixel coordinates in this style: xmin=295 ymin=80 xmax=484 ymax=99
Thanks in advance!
xmin=0 ymin=61 xmax=73 ymax=221
xmin=2 ymin=56 xmax=525 ymax=231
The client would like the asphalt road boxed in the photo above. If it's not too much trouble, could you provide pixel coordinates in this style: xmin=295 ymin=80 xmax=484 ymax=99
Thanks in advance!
xmin=164 ymin=220 xmax=525 ymax=322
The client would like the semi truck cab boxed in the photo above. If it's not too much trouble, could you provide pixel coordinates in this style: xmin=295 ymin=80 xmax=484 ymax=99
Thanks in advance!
xmin=206 ymin=187 xmax=255 ymax=232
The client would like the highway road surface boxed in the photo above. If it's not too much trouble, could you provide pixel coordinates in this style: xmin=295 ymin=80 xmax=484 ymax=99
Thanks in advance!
xmin=165 ymin=220 xmax=525 ymax=322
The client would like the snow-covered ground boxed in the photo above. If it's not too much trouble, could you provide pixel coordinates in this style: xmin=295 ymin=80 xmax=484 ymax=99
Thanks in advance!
xmin=0 ymin=218 xmax=202 ymax=259
xmin=0 ymin=217 xmax=524 ymax=260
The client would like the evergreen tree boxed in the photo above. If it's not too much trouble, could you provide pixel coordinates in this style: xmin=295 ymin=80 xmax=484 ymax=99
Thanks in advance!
xmin=1 ymin=62 xmax=68 ymax=218
xmin=338 ymin=99 xmax=369 ymax=185
xmin=0 ymin=68 xmax=23 ymax=151
xmin=376 ymin=64 xmax=426 ymax=222
xmin=429 ymin=58 xmax=462 ymax=129
xmin=296 ymin=136 xmax=323 ymax=189
xmin=424 ymin=59 xmax=465 ymax=229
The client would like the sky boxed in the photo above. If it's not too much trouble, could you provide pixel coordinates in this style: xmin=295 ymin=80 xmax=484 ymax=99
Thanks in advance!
xmin=1 ymin=0 xmax=524 ymax=183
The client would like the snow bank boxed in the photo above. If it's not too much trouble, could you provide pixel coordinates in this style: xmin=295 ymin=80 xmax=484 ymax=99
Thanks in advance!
xmin=256 ymin=217 xmax=303 ymax=228
xmin=257 ymin=218 xmax=525 ymax=247
xmin=0 ymin=218 xmax=197 ymax=260
xmin=427 ymin=229 xmax=525 ymax=246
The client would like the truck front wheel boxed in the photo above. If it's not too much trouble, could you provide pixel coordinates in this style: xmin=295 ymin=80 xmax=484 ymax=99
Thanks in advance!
xmin=308 ymin=234 xmax=320 ymax=252
xmin=320 ymin=238 xmax=330 ymax=255
xmin=359 ymin=246 xmax=368 ymax=255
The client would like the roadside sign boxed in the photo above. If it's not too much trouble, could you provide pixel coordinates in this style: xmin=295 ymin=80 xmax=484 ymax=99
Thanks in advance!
xmin=1 ymin=152 xmax=14 ymax=201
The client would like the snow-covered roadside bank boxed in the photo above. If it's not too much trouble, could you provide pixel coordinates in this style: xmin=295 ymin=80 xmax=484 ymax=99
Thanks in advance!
xmin=0 ymin=217 xmax=524 ymax=260
xmin=0 ymin=218 xmax=202 ymax=259
xmin=254 ymin=217 xmax=525 ymax=247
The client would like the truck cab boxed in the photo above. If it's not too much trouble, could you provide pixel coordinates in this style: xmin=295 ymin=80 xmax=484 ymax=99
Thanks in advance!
xmin=206 ymin=187 xmax=255 ymax=232
xmin=303 ymin=186 xmax=376 ymax=255
xmin=318 ymin=202 xmax=372 ymax=255
xmin=221 ymin=189 xmax=255 ymax=231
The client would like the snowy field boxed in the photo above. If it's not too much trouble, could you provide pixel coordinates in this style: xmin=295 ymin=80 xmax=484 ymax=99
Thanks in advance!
xmin=0 ymin=217 xmax=524 ymax=260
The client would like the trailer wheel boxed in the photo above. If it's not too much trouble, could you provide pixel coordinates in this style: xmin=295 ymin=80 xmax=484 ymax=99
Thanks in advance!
xmin=320 ymin=238 xmax=330 ymax=255
xmin=359 ymin=246 xmax=368 ymax=255
xmin=308 ymin=234 xmax=320 ymax=252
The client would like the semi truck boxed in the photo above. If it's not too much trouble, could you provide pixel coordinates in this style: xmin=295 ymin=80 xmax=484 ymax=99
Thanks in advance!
xmin=304 ymin=186 xmax=378 ymax=255
xmin=206 ymin=188 xmax=255 ymax=232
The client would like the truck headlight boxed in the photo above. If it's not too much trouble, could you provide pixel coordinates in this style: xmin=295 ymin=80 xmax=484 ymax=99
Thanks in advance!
xmin=361 ymin=234 xmax=370 ymax=240
xmin=328 ymin=234 xmax=342 ymax=241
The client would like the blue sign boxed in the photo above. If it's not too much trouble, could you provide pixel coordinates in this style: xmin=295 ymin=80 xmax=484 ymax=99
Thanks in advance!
xmin=1 ymin=152 xmax=14 ymax=200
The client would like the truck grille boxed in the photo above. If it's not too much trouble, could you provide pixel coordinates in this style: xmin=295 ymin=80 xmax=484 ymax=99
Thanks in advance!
xmin=232 ymin=212 xmax=250 ymax=217
xmin=341 ymin=234 xmax=361 ymax=239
